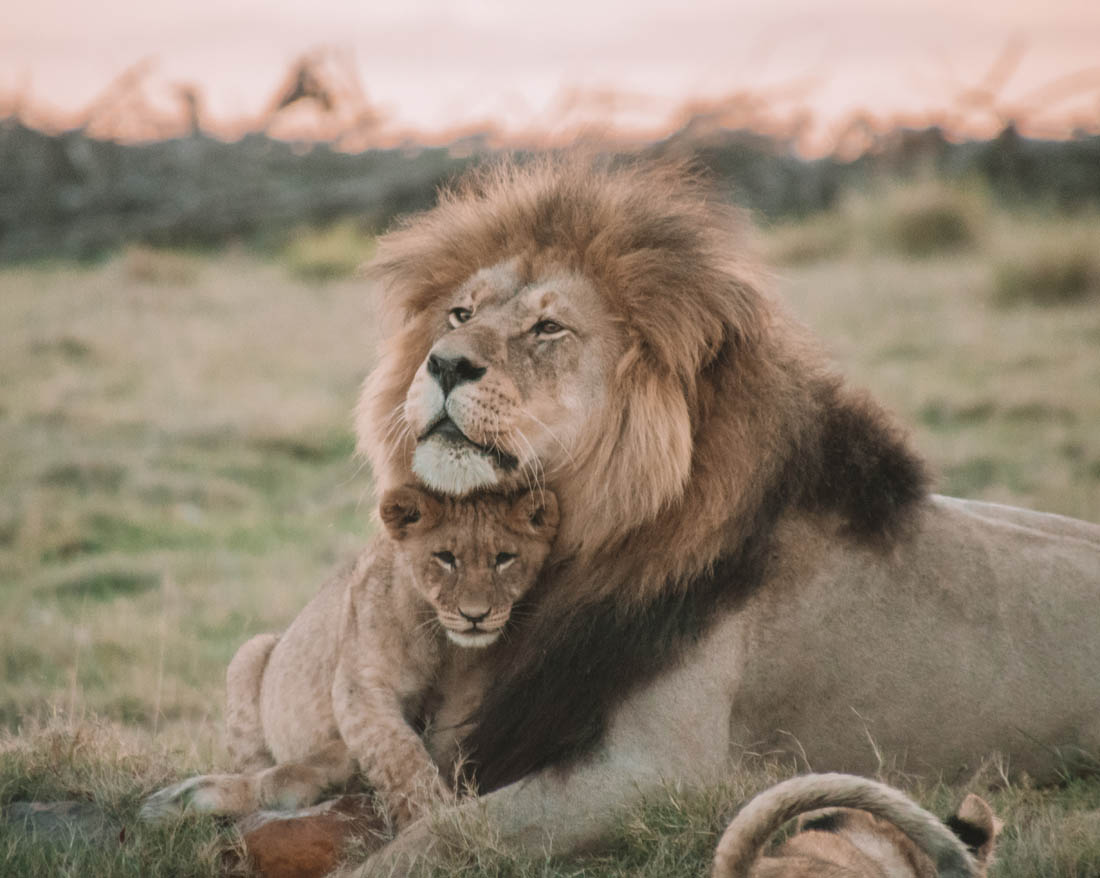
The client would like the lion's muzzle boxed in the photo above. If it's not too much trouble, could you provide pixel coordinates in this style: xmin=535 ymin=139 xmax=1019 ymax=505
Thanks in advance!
xmin=406 ymin=333 xmax=527 ymax=495
xmin=426 ymin=352 xmax=486 ymax=398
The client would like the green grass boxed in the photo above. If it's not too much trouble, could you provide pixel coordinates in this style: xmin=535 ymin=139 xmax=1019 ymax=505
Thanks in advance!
xmin=279 ymin=220 xmax=377 ymax=282
xmin=6 ymin=721 xmax=1100 ymax=876
xmin=2 ymin=196 xmax=1099 ymax=874
xmin=0 ymin=251 xmax=377 ymax=743
xmin=0 ymin=718 xmax=234 ymax=877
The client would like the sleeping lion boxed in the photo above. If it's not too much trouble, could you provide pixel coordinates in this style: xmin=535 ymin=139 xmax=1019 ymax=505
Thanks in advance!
xmin=332 ymin=156 xmax=1098 ymax=876
xmin=142 ymin=485 xmax=557 ymax=829
xmin=711 ymin=773 xmax=999 ymax=878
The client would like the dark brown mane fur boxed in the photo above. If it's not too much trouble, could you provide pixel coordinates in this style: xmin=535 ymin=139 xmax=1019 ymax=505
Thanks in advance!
xmin=357 ymin=155 xmax=930 ymax=794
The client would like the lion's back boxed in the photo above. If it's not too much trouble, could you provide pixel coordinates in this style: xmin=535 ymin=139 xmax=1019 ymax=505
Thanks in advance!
xmin=727 ymin=495 xmax=1100 ymax=781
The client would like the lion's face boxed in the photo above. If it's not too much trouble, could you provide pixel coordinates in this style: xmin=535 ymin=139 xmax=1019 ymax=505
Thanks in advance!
xmin=402 ymin=260 xmax=620 ymax=496
xmin=380 ymin=484 xmax=559 ymax=648
xmin=360 ymin=158 xmax=749 ymax=563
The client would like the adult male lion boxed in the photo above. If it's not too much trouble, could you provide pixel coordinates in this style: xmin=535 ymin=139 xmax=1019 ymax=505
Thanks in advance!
xmin=347 ymin=157 xmax=1100 ymax=873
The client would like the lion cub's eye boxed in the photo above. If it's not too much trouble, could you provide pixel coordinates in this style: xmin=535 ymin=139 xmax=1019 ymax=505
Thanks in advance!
xmin=432 ymin=550 xmax=457 ymax=571
xmin=531 ymin=319 xmax=567 ymax=338
xmin=448 ymin=307 xmax=473 ymax=328
xmin=495 ymin=552 xmax=517 ymax=571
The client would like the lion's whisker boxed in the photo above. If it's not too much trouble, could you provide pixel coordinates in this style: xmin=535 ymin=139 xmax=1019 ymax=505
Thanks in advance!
xmin=502 ymin=431 xmax=538 ymax=498
xmin=355 ymin=481 xmax=374 ymax=513
xmin=354 ymin=412 xmax=414 ymax=513
xmin=523 ymin=411 xmax=577 ymax=469
xmin=513 ymin=428 xmax=547 ymax=508
xmin=334 ymin=453 xmax=371 ymax=491
xmin=381 ymin=407 xmax=411 ymax=451
xmin=412 ymin=614 xmax=443 ymax=646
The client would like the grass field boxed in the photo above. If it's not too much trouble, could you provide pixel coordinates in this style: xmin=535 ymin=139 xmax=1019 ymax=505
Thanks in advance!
xmin=2 ymin=191 xmax=1099 ymax=875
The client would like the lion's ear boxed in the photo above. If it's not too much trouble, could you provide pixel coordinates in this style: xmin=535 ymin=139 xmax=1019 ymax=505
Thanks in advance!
xmin=948 ymin=794 xmax=1001 ymax=865
xmin=509 ymin=490 xmax=560 ymax=540
xmin=379 ymin=485 xmax=442 ymax=540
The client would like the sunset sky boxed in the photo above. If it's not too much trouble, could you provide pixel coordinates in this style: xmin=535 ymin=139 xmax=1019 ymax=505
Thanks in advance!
xmin=4 ymin=0 xmax=1100 ymax=144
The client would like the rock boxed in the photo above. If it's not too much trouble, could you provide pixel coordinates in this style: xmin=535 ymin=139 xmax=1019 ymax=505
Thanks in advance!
xmin=2 ymin=799 xmax=120 ymax=844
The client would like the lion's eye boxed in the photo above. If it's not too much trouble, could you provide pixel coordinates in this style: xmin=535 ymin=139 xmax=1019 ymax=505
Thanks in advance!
xmin=495 ymin=552 xmax=517 ymax=570
xmin=448 ymin=307 xmax=472 ymax=328
xmin=531 ymin=319 xmax=566 ymax=338
xmin=432 ymin=551 xmax=456 ymax=571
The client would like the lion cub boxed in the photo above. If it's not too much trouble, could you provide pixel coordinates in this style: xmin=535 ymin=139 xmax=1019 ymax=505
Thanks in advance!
xmin=142 ymin=485 xmax=557 ymax=828
xmin=711 ymin=773 xmax=1000 ymax=878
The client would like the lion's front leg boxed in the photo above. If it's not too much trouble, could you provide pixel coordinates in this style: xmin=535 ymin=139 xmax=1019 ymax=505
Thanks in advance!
xmin=333 ymin=656 xmax=450 ymax=829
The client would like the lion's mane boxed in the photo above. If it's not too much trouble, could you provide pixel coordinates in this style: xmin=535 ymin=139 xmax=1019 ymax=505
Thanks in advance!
xmin=357 ymin=157 xmax=929 ymax=792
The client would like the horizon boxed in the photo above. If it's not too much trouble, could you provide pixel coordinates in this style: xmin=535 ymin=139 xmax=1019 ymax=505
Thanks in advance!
xmin=4 ymin=1 xmax=1100 ymax=153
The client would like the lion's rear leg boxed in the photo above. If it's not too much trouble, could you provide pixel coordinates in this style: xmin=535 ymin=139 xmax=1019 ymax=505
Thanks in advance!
xmin=225 ymin=632 xmax=279 ymax=772
xmin=141 ymin=740 xmax=357 ymax=820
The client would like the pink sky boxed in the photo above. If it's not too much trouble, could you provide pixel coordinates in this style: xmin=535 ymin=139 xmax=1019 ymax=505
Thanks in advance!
xmin=4 ymin=0 xmax=1100 ymax=146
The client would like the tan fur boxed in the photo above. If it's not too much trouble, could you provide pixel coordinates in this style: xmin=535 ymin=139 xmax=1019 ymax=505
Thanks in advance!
xmin=141 ymin=487 xmax=556 ymax=828
xmin=324 ymin=157 xmax=1100 ymax=877
xmin=711 ymin=773 xmax=999 ymax=878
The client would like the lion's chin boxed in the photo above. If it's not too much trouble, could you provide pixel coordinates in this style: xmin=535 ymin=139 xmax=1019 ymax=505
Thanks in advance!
xmin=445 ymin=629 xmax=501 ymax=648
xmin=412 ymin=435 xmax=500 ymax=496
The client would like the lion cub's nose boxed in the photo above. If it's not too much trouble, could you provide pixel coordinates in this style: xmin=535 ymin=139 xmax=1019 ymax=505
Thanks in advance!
xmin=458 ymin=604 xmax=491 ymax=624
xmin=427 ymin=353 xmax=486 ymax=397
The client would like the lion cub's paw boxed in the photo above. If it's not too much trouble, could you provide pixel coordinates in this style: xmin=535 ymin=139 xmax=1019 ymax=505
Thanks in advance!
xmin=140 ymin=773 xmax=257 ymax=821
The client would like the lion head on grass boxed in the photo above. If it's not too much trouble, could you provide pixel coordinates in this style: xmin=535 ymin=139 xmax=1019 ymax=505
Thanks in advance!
xmin=356 ymin=156 xmax=927 ymax=791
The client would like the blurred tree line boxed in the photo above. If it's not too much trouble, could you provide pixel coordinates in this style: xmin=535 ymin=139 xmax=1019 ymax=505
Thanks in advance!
xmin=3 ymin=49 xmax=1099 ymax=262
xmin=5 ymin=119 xmax=1100 ymax=262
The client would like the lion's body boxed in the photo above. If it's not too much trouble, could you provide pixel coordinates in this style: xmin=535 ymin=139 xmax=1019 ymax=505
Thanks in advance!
xmin=142 ymin=489 xmax=556 ymax=827
xmin=323 ymin=157 xmax=1100 ymax=874
xmin=344 ymin=494 xmax=1096 ymax=869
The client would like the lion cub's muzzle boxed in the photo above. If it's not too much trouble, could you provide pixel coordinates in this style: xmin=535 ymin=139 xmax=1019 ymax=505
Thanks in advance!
xmin=437 ymin=605 xmax=512 ymax=648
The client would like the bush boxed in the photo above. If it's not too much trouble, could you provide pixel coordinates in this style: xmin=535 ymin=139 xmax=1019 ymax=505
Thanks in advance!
xmin=994 ymin=238 xmax=1100 ymax=306
xmin=879 ymin=185 xmax=982 ymax=257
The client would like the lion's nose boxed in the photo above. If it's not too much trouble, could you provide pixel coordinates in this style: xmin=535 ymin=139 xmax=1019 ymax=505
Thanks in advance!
xmin=427 ymin=353 xmax=487 ymax=397
xmin=458 ymin=603 xmax=491 ymax=624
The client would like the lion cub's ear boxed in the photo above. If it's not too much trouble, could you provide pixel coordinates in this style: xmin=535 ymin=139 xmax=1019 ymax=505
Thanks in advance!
xmin=380 ymin=485 xmax=443 ymax=540
xmin=509 ymin=490 xmax=560 ymax=540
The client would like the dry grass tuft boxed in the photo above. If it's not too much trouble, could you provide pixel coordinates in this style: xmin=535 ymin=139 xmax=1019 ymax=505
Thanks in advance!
xmin=876 ymin=183 xmax=984 ymax=257
xmin=762 ymin=212 xmax=852 ymax=265
xmin=123 ymin=245 xmax=202 ymax=285
xmin=993 ymin=235 xmax=1100 ymax=307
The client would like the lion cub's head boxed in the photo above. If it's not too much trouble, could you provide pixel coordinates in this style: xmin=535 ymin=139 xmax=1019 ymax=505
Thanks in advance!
xmin=379 ymin=485 xmax=558 ymax=648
